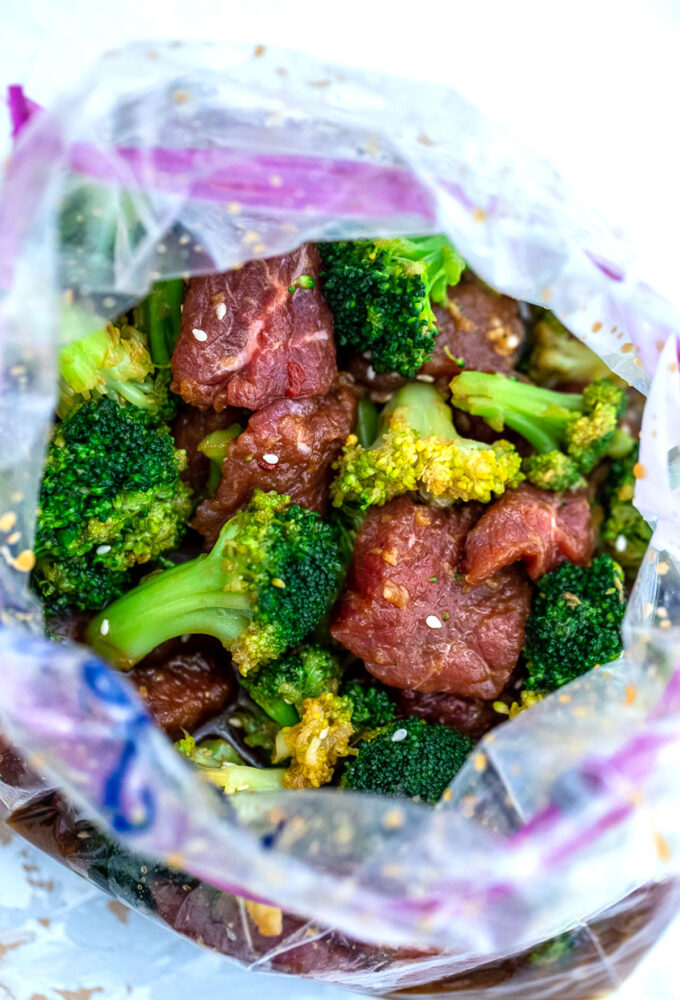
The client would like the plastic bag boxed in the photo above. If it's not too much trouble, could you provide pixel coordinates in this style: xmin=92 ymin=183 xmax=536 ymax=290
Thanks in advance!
xmin=1 ymin=41 xmax=680 ymax=997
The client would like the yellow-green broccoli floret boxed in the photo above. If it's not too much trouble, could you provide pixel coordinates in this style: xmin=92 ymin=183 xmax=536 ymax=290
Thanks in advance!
xmin=331 ymin=381 xmax=523 ymax=510
xmin=450 ymin=371 xmax=627 ymax=490
xmin=272 ymin=693 xmax=356 ymax=789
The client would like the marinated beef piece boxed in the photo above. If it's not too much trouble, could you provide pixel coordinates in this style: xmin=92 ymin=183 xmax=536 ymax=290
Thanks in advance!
xmin=172 ymin=405 xmax=244 ymax=494
xmin=398 ymin=689 xmax=501 ymax=741
xmin=129 ymin=637 xmax=233 ymax=739
xmin=464 ymin=482 xmax=594 ymax=585
xmin=192 ymin=381 xmax=357 ymax=546
xmin=424 ymin=280 xmax=525 ymax=379
xmin=331 ymin=497 xmax=531 ymax=699
xmin=171 ymin=244 xmax=336 ymax=411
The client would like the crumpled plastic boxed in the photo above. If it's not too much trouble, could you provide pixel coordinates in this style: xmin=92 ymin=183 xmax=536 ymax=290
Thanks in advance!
xmin=1 ymin=41 xmax=680 ymax=998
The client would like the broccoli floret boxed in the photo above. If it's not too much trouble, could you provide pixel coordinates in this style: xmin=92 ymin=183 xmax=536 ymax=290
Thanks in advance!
xmin=340 ymin=680 xmax=397 ymax=733
xmin=132 ymin=278 xmax=184 ymax=367
xmin=331 ymin=381 xmax=522 ymax=509
xmin=341 ymin=717 xmax=473 ymax=804
xmin=272 ymin=693 xmax=356 ymax=789
xmin=601 ymin=447 xmax=652 ymax=576
xmin=33 ymin=398 xmax=192 ymax=614
xmin=450 ymin=372 xmax=627 ymax=487
xmin=524 ymin=554 xmax=626 ymax=692
xmin=527 ymin=313 xmax=617 ymax=387
xmin=57 ymin=322 xmax=176 ymax=421
xmin=529 ymin=931 xmax=578 ymax=966
xmin=242 ymin=644 xmax=343 ymax=728
xmin=229 ymin=702 xmax=281 ymax=753
xmin=176 ymin=735 xmax=285 ymax=793
xmin=319 ymin=236 xmax=465 ymax=377
xmin=88 ymin=491 xmax=341 ymax=674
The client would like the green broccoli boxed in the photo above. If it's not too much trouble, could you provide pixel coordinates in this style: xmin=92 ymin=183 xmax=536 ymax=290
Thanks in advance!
xmin=176 ymin=735 xmax=285 ymax=793
xmin=87 ymin=491 xmax=341 ymax=674
xmin=524 ymin=554 xmax=626 ymax=692
xmin=601 ymin=447 xmax=652 ymax=577
xmin=319 ymin=236 xmax=465 ymax=376
xmin=527 ymin=313 xmax=618 ymax=387
xmin=57 ymin=321 xmax=176 ymax=421
xmin=331 ymin=381 xmax=523 ymax=509
xmin=341 ymin=717 xmax=473 ymax=804
xmin=340 ymin=679 xmax=397 ymax=733
xmin=228 ymin=702 xmax=281 ymax=754
xmin=132 ymin=278 xmax=184 ymax=367
xmin=241 ymin=644 xmax=343 ymax=728
xmin=450 ymin=371 xmax=627 ymax=490
xmin=33 ymin=398 xmax=192 ymax=614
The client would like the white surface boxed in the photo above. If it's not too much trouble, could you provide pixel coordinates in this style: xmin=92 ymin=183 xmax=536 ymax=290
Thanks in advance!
xmin=2 ymin=1 xmax=680 ymax=996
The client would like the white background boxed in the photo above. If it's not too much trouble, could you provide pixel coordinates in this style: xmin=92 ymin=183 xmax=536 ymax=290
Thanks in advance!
xmin=2 ymin=1 xmax=680 ymax=997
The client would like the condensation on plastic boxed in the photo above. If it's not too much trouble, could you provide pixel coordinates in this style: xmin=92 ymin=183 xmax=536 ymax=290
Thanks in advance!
xmin=0 ymin=40 xmax=680 ymax=996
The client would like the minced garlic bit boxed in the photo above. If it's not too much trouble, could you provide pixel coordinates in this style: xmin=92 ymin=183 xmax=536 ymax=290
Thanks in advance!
xmin=99 ymin=619 xmax=110 ymax=636
xmin=425 ymin=614 xmax=442 ymax=629
xmin=263 ymin=453 xmax=279 ymax=465
xmin=14 ymin=549 xmax=35 ymax=572
xmin=192 ymin=328 xmax=208 ymax=342
xmin=0 ymin=512 xmax=17 ymax=532
xmin=391 ymin=728 xmax=408 ymax=743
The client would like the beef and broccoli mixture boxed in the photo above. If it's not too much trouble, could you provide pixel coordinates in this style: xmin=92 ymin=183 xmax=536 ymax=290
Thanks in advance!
xmin=33 ymin=237 xmax=651 ymax=804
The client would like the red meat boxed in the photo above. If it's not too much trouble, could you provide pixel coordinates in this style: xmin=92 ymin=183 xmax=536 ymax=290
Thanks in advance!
xmin=331 ymin=497 xmax=531 ymax=700
xmin=192 ymin=381 xmax=357 ymax=546
xmin=464 ymin=482 xmax=594 ymax=585
xmin=398 ymin=689 xmax=501 ymax=741
xmin=171 ymin=244 xmax=335 ymax=411
xmin=130 ymin=638 xmax=233 ymax=739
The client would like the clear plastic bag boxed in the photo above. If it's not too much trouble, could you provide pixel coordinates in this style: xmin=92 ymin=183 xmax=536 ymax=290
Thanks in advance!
xmin=1 ymin=41 xmax=679 ymax=996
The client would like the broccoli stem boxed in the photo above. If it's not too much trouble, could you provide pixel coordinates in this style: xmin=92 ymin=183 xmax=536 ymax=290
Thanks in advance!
xmin=201 ymin=763 xmax=286 ymax=794
xmin=198 ymin=425 xmax=243 ymax=494
xmin=355 ymin=398 xmax=379 ymax=448
xmin=382 ymin=381 xmax=459 ymax=441
xmin=244 ymin=692 xmax=299 ymax=729
xmin=450 ymin=372 xmax=583 ymax=452
xmin=135 ymin=279 xmax=184 ymax=367
xmin=90 ymin=518 xmax=253 ymax=669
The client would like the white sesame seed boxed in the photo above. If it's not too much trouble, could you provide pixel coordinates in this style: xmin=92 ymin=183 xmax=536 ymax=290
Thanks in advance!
xmin=215 ymin=302 xmax=227 ymax=321
xmin=366 ymin=365 xmax=376 ymax=380
xmin=96 ymin=544 xmax=112 ymax=555
xmin=319 ymin=727 xmax=329 ymax=739
xmin=263 ymin=453 xmax=279 ymax=465
xmin=102 ymin=296 xmax=116 ymax=309
xmin=99 ymin=619 xmax=110 ymax=636
xmin=615 ymin=535 xmax=628 ymax=552
xmin=415 ymin=373 xmax=435 ymax=383
xmin=426 ymin=614 xmax=442 ymax=629
xmin=179 ymin=234 xmax=191 ymax=244
xmin=236 ymin=784 xmax=250 ymax=791
xmin=230 ymin=717 xmax=243 ymax=728
xmin=192 ymin=328 xmax=208 ymax=342
xmin=391 ymin=728 xmax=408 ymax=742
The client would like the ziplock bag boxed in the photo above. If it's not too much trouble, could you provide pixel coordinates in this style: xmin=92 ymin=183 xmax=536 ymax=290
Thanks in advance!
xmin=1 ymin=41 xmax=680 ymax=999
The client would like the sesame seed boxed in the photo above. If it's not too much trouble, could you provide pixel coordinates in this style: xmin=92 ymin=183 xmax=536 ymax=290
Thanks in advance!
xmin=156 ymin=243 xmax=167 ymax=254
xmin=215 ymin=302 xmax=227 ymax=321
xmin=658 ymin=607 xmax=668 ymax=618
xmin=0 ymin=512 xmax=17 ymax=532
xmin=615 ymin=535 xmax=628 ymax=552
xmin=425 ymin=614 xmax=442 ymax=629
xmin=391 ymin=728 xmax=408 ymax=742
xmin=657 ymin=562 xmax=670 ymax=576
xmin=633 ymin=462 xmax=647 ymax=479
xmin=192 ymin=328 xmax=208 ymax=342
xmin=263 ymin=453 xmax=279 ymax=465
xmin=319 ymin=727 xmax=329 ymax=740
xmin=103 ymin=296 xmax=116 ymax=309
xmin=96 ymin=544 xmax=112 ymax=555
xmin=236 ymin=784 xmax=250 ymax=791
xmin=179 ymin=234 xmax=191 ymax=244
xmin=661 ymin=619 xmax=671 ymax=630
xmin=415 ymin=373 xmax=435 ymax=383
xmin=99 ymin=619 xmax=110 ymax=636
